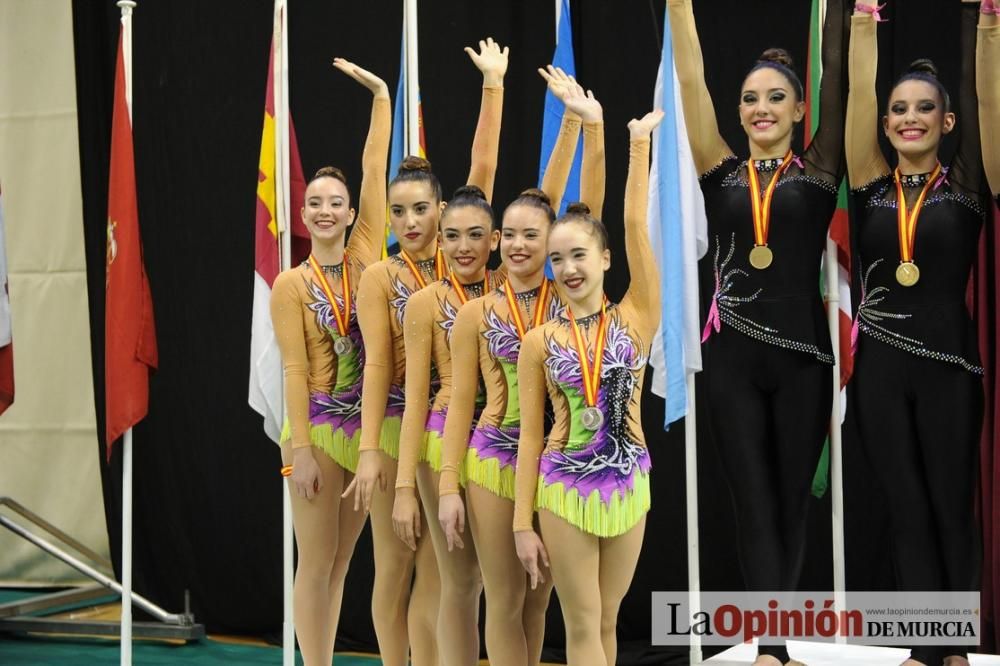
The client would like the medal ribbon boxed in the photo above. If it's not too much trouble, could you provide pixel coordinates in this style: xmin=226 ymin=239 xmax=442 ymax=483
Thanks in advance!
xmin=502 ymin=279 xmax=550 ymax=340
xmin=307 ymin=253 xmax=351 ymax=337
xmin=566 ymin=298 xmax=608 ymax=409
xmin=894 ymin=163 xmax=942 ymax=265
xmin=747 ymin=149 xmax=795 ymax=248
xmin=449 ymin=269 xmax=490 ymax=305
xmin=400 ymin=246 xmax=446 ymax=289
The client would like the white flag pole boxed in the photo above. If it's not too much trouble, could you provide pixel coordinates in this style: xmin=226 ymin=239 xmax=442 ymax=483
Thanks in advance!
xmin=685 ymin=376 xmax=702 ymax=664
xmin=404 ymin=0 xmax=419 ymax=155
xmin=815 ymin=0 xmax=847 ymax=631
xmin=272 ymin=2 xmax=295 ymax=665
xmin=116 ymin=3 xmax=136 ymax=664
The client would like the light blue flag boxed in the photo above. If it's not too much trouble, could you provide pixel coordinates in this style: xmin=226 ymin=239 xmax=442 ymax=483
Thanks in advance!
xmin=387 ymin=38 xmax=406 ymax=252
xmin=537 ymin=0 xmax=582 ymax=216
xmin=647 ymin=6 xmax=707 ymax=427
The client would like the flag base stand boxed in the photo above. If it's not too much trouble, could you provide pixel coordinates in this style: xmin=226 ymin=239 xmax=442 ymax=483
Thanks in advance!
xmin=0 ymin=497 xmax=204 ymax=642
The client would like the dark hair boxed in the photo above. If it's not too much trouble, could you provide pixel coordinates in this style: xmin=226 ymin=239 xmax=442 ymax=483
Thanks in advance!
xmin=441 ymin=185 xmax=495 ymax=229
xmin=503 ymin=187 xmax=556 ymax=224
xmin=552 ymin=201 xmax=609 ymax=250
xmin=744 ymin=48 xmax=804 ymax=101
xmin=891 ymin=59 xmax=951 ymax=113
xmin=308 ymin=165 xmax=349 ymax=188
xmin=389 ymin=155 xmax=443 ymax=202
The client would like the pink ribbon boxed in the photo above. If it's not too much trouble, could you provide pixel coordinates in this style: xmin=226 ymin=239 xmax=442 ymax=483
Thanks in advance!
xmin=856 ymin=3 xmax=887 ymax=21
xmin=701 ymin=271 xmax=722 ymax=343
xmin=850 ymin=315 xmax=860 ymax=356
xmin=933 ymin=167 xmax=949 ymax=191
xmin=792 ymin=155 xmax=805 ymax=170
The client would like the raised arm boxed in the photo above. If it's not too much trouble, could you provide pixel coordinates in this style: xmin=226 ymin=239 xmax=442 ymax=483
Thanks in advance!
xmin=465 ymin=38 xmax=509 ymax=201
xmin=393 ymin=288 xmax=436 ymax=550
xmin=979 ymin=1 xmax=1000 ymax=196
xmin=512 ymin=329 xmax=550 ymax=589
xmin=845 ymin=5 xmax=890 ymax=188
xmin=950 ymin=1 xmax=987 ymax=198
xmin=666 ymin=0 xmax=733 ymax=174
xmin=621 ymin=112 xmax=663 ymax=329
xmin=803 ymin=0 xmax=849 ymax=182
xmin=439 ymin=301 xmax=483 ymax=497
xmin=549 ymin=75 xmax=608 ymax=217
xmin=537 ymin=66 xmax=583 ymax=213
xmin=334 ymin=59 xmax=391 ymax=266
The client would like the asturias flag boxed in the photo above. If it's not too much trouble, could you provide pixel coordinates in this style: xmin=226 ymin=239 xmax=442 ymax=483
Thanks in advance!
xmin=105 ymin=26 xmax=158 ymax=457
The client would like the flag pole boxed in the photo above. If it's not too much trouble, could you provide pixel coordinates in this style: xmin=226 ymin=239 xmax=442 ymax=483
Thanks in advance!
xmin=404 ymin=0 xmax=419 ymax=155
xmin=272 ymin=3 xmax=295 ymax=665
xmin=685 ymin=377 xmax=703 ymax=664
xmin=115 ymin=3 xmax=136 ymax=664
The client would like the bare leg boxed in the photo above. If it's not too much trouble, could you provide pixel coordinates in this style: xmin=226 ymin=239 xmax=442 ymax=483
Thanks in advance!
xmin=418 ymin=464 xmax=481 ymax=666
xmin=282 ymin=445 xmax=359 ymax=666
xmin=596 ymin=516 xmax=645 ymax=666
xmin=369 ymin=451 xmax=416 ymax=666
xmin=329 ymin=467 xmax=369 ymax=661
xmin=407 ymin=466 xmax=441 ymax=666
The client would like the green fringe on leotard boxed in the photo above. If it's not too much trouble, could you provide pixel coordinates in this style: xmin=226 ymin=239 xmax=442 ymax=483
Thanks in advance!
xmin=377 ymin=416 xmax=403 ymax=461
xmin=279 ymin=420 xmax=361 ymax=474
xmin=464 ymin=448 xmax=515 ymax=500
xmin=420 ymin=430 xmax=448 ymax=475
xmin=534 ymin=472 xmax=651 ymax=538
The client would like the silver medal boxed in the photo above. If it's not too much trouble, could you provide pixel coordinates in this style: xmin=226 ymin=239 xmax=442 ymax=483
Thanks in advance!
xmin=334 ymin=336 xmax=353 ymax=356
xmin=581 ymin=406 xmax=604 ymax=431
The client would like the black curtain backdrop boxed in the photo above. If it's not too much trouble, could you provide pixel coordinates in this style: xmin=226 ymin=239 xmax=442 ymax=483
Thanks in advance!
xmin=70 ymin=1 xmax=980 ymax=663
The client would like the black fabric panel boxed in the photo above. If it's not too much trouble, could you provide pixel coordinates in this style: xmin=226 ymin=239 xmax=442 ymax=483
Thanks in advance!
xmin=70 ymin=0 xmax=973 ymax=661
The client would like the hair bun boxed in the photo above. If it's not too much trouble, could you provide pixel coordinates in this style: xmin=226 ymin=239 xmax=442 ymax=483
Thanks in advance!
xmin=313 ymin=166 xmax=347 ymax=181
xmin=758 ymin=48 xmax=794 ymax=69
xmin=907 ymin=58 xmax=939 ymax=78
xmin=565 ymin=202 xmax=591 ymax=216
xmin=451 ymin=184 xmax=487 ymax=201
xmin=399 ymin=155 xmax=433 ymax=173
xmin=518 ymin=187 xmax=552 ymax=207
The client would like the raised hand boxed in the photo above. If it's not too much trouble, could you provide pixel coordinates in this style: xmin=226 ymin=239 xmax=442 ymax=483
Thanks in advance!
xmin=628 ymin=109 xmax=665 ymax=140
xmin=465 ymin=37 xmax=509 ymax=87
xmin=333 ymin=58 xmax=390 ymax=99
xmin=538 ymin=65 xmax=602 ymax=123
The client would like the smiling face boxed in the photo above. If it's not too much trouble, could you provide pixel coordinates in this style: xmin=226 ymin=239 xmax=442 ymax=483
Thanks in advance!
xmin=389 ymin=180 xmax=442 ymax=255
xmin=883 ymin=79 xmax=954 ymax=165
xmin=302 ymin=176 xmax=354 ymax=245
xmin=739 ymin=67 xmax=805 ymax=156
xmin=500 ymin=204 xmax=551 ymax=281
xmin=547 ymin=220 xmax=610 ymax=309
xmin=440 ymin=205 xmax=498 ymax=282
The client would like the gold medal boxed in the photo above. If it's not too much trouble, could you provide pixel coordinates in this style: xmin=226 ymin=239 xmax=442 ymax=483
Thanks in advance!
xmin=894 ymin=164 xmax=941 ymax=288
xmin=895 ymin=262 xmax=920 ymax=287
xmin=747 ymin=151 xmax=793 ymax=271
xmin=581 ymin=406 xmax=604 ymax=431
xmin=748 ymin=245 xmax=774 ymax=270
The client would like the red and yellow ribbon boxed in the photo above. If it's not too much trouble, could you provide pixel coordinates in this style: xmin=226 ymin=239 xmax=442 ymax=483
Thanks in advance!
xmin=566 ymin=298 xmax=608 ymax=409
xmin=450 ymin=269 xmax=490 ymax=305
xmin=399 ymin=246 xmax=446 ymax=290
xmin=307 ymin=253 xmax=351 ymax=337
xmin=747 ymin=149 xmax=795 ymax=248
xmin=894 ymin=163 xmax=942 ymax=265
xmin=502 ymin=279 xmax=550 ymax=340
